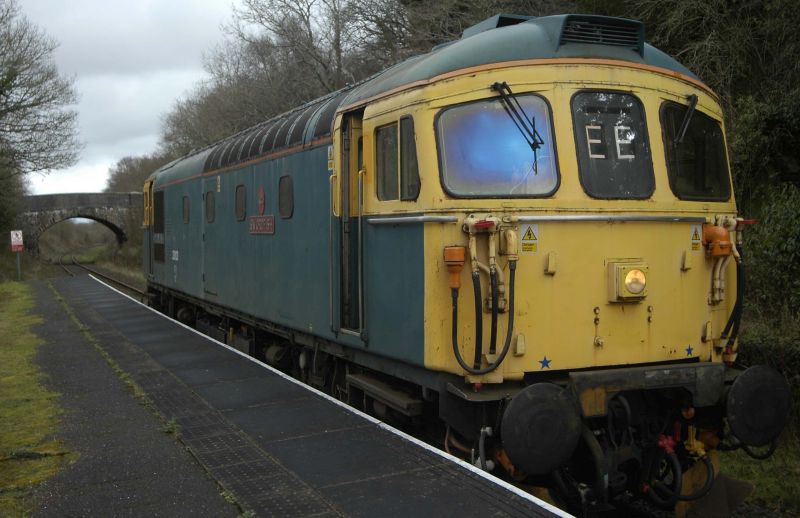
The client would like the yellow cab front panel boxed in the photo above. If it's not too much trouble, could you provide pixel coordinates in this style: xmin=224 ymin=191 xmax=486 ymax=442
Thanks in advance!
xmin=357 ymin=62 xmax=737 ymax=381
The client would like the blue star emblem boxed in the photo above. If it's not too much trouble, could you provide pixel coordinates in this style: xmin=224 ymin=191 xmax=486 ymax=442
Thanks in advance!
xmin=539 ymin=356 xmax=551 ymax=369
xmin=686 ymin=345 xmax=694 ymax=356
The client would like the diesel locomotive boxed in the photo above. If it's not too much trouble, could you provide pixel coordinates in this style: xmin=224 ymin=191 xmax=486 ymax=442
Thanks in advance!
xmin=143 ymin=13 xmax=790 ymax=511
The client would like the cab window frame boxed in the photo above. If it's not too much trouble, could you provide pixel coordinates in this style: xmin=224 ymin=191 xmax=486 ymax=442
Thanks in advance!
xmin=375 ymin=115 xmax=421 ymax=202
xmin=435 ymin=93 xmax=560 ymax=199
xmin=570 ymin=89 xmax=655 ymax=200
xmin=659 ymin=100 xmax=732 ymax=202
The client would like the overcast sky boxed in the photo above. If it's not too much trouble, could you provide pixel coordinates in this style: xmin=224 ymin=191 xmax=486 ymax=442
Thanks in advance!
xmin=19 ymin=0 xmax=237 ymax=194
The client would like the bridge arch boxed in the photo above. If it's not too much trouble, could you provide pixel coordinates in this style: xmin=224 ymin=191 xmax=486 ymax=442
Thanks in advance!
xmin=15 ymin=193 xmax=143 ymax=255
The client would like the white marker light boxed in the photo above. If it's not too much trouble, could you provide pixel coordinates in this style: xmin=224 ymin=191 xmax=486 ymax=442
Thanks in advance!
xmin=625 ymin=269 xmax=646 ymax=295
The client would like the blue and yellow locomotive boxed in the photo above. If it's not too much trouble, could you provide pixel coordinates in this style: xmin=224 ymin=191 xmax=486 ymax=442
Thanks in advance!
xmin=143 ymin=14 xmax=790 ymax=511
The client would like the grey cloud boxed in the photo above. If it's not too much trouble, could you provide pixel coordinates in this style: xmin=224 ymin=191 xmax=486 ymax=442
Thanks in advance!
xmin=22 ymin=0 xmax=233 ymax=76
xmin=18 ymin=0 xmax=234 ymax=193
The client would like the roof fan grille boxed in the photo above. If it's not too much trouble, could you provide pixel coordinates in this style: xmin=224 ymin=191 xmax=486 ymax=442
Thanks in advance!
xmin=561 ymin=19 xmax=641 ymax=52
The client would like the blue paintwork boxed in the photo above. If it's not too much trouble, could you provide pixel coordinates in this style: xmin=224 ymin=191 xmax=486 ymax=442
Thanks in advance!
xmin=151 ymin=144 xmax=426 ymax=366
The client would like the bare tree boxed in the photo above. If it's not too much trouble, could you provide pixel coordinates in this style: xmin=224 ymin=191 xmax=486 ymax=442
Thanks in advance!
xmin=396 ymin=0 xmax=577 ymax=52
xmin=104 ymin=153 xmax=174 ymax=193
xmin=0 ymin=0 xmax=80 ymax=179
xmin=230 ymin=0 xmax=367 ymax=92
xmin=158 ymin=0 xmax=579 ymax=156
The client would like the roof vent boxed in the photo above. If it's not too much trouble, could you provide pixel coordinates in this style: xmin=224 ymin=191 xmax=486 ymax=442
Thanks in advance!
xmin=559 ymin=15 xmax=644 ymax=55
xmin=461 ymin=13 xmax=533 ymax=39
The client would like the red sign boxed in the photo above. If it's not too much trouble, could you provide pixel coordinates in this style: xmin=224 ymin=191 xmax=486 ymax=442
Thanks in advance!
xmin=257 ymin=186 xmax=266 ymax=216
xmin=10 ymin=230 xmax=23 ymax=252
xmin=249 ymin=215 xmax=275 ymax=235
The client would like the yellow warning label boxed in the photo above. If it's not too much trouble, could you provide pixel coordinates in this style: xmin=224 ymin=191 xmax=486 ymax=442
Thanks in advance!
xmin=522 ymin=227 xmax=537 ymax=241
xmin=521 ymin=224 xmax=539 ymax=254
xmin=690 ymin=224 xmax=702 ymax=251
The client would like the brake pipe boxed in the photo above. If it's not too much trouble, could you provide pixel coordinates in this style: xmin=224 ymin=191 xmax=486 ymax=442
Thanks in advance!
xmin=677 ymin=456 xmax=715 ymax=501
xmin=489 ymin=268 xmax=499 ymax=355
xmin=446 ymin=219 xmax=517 ymax=375
xmin=472 ymin=272 xmax=483 ymax=369
xmin=721 ymin=219 xmax=745 ymax=349
xmin=646 ymin=435 xmax=683 ymax=508
xmin=450 ymin=260 xmax=517 ymax=375
xmin=475 ymin=260 xmax=505 ymax=299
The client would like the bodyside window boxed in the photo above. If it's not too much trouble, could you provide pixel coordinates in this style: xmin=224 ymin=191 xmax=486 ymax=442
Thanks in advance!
xmin=235 ymin=185 xmax=246 ymax=221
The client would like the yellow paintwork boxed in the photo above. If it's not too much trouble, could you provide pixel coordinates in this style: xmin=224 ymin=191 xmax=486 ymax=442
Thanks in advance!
xmin=340 ymin=61 xmax=737 ymax=381
xmin=143 ymin=178 xmax=154 ymax=226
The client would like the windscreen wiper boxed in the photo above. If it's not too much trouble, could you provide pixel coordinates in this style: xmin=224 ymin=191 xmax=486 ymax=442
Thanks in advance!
xmin=674 ymin=94 xmax=698 ymax=144
xmin=490 ymin=81 xmax=544 ymax=174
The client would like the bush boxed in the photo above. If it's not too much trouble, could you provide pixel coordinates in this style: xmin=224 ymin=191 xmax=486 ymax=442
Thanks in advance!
xmin=743 ymin=183 xmax=800 ymax=319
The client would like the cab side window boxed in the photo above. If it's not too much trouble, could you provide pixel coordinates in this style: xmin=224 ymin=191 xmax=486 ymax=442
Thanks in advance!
xmin=376 ymin=116 xmax=420 ymax=201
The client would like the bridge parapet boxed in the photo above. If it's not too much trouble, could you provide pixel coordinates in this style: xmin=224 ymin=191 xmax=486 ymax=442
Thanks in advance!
xmin=15 ymin=192 xmax=144 ymax=255
xmin=21 ymin=193 xmax=142 ymax=212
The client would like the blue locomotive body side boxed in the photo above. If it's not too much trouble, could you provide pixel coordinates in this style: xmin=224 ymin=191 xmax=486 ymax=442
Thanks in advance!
xmin=149 ymin=143 xmax=425 ymax=366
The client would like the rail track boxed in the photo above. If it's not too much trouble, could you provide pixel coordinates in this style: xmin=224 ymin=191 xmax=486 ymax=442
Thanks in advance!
xmin=58 ymin=256 xmax=145 ymax=299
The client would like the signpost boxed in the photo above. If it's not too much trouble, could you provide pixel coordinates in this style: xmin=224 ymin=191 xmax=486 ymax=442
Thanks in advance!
xmin=10 ymin=230 xmax=23 ymax=281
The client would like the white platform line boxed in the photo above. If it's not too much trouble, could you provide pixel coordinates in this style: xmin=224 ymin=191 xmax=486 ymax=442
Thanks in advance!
xmin=86 ymin=274 xmax=573 ymax=518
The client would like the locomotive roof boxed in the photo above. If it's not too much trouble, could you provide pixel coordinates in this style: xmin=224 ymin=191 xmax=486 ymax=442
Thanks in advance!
xmin=340 ymin=14 xmax=697 ymax=108
xmin=152 ymin=14 xmax=699 ymax=186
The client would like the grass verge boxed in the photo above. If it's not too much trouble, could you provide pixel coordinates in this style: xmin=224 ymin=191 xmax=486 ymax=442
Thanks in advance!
xmin=720 ymin=433 xmax=800 ymax=514
xmin=0 ymin=249 xmax=63 ymax=283
xmin=0 ymin=282 xmax=72 ymax=514
xmin=725 ymin=311 xmax=800 ymax=515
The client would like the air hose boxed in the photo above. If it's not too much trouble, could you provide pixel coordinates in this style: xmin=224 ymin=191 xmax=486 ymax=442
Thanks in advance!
xmin=720 ymin=262 xmax=743 ymax=346
xmin=743 ymin=441 xmax=777 ymax=460
xmin=471 ymin=272 xmax=483 ymax=369
xmin=452 ymin=261 xmax=517 ymax=375
xmin=489 ymin=268 xmax=499 ymax=355
xmin=650 ymin=455 xmax=714 ymax=503
xmin=721 ymin=245 xmax=745 ymax=347
xmin=678 ymin=456 xmax=715 ymax=501
xmin=478 ymin=426 xmax=493 ymax=470
xmin=646 ymin=450 xmax=683 ymax=508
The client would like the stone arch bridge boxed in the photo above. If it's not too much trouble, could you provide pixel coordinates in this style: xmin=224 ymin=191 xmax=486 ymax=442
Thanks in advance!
xmin=15 ymin=192 xmax=143 ymax=255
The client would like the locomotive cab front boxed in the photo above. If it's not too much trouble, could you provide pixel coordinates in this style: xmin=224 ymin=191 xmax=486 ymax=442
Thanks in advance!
xmin=342 ymin=14 xmax=790 ymax=510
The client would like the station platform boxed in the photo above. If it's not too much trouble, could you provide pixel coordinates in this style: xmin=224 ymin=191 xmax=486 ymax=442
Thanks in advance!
xmin=51 ymin=274 xmax=567 ymax=517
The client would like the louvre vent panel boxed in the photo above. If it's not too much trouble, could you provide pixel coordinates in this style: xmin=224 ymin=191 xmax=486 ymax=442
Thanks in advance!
xmin=560 ymin=18 xmax=642 ymax=53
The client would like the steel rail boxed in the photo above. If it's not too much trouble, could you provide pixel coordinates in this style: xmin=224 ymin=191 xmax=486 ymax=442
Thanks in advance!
xmin=69 ymin=256 xmax=145 ymax=296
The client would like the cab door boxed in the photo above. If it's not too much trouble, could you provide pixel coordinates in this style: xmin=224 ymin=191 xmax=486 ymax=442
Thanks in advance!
xmin=143 ymin=179 xmax=154 ymax=277
xmin=338 ymin=111 xmax=365 ymax=335
xmin=202 ymin=177 xmax=220 ymax=297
